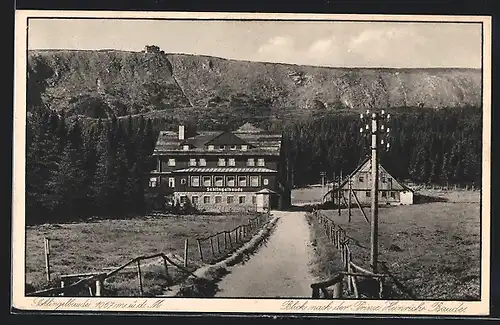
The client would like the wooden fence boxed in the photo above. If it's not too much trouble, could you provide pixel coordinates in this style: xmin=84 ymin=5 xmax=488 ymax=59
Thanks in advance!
xmin=309 ymin=209 xmax=386 ymax=299
xmin=28 ymin=212 xmax=271 ymax=297
xmin=195 ymin=212 xmax=270 ymax=262
xmin=27 ymin=252 xmax=197 ymax=297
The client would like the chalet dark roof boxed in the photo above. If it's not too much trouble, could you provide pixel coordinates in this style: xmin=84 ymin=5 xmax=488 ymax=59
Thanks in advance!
xmin=205 ymin=131 xmax=250 ymax=146
xmin=153 ymin=123 xmax=282 ymax=154
xmin=322 ymin=157 xmax=413 ymax=201
xmin=183 ymin=132 xmax=224 ymax=149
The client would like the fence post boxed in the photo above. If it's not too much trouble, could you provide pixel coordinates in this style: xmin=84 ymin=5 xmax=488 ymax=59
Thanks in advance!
xmin=183 ymin=238 xmax=189 ymax=267
xmin=228 ymin=231 xmax=233 ymax=247
xmin=210 ymin=237 xmax=215 ymax=256
xmin=378 ymin=277 xmax=384 ymax=299
xmin=162 ymin=257 xmax=169 ymax=279
xmin=137 ymin=260 xmax=144 ymax=296
xmin=224 ymin=231 xmax=228 ymax=250
xmin=197 ymin=239 xmax=204 ymax=261
xmin=333 ymin=277 xmax=343 ymax=298
xmin=60 ymin=280 xmax=65 ymax=296
xmin=217 ymin=234 xmax=221 ymax=254
xmin=95 ymin=279 xmax=102 ymax=297
xmin=312 ymin=286 xmax=320 ymax=298
xmin=44 ymin=237 xmax=51 ymax=282
xmin=347 ymin=252 xmax=352 ymax=293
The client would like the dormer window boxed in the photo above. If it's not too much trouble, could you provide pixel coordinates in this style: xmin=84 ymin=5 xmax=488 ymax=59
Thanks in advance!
xmin=241 ymin=145 xmax=248 ymax=151
xmin=208 ymin=145 xmax=215 ymax=151
xmin=230 ymin=145 xmax=237 ymax=150
xmin=218 ymin=145 xmax=225 ymax=150
xmin=183 ymin=145 xmax=190 ymax=151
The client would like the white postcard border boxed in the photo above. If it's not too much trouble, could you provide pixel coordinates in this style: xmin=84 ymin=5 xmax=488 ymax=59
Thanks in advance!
xmin=12 ymin=10 xmax=492 ymax=316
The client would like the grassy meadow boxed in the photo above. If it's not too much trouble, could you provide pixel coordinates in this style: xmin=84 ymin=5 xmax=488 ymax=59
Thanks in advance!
xmin=25 ymin=213 xmax=264 ymax=296
xmin=307 ymin=188 xmax=481 ymax=300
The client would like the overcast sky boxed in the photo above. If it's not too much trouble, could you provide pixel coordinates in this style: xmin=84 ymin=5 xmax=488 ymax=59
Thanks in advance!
xmin=27 ymin=19 xmax=482 ymax=69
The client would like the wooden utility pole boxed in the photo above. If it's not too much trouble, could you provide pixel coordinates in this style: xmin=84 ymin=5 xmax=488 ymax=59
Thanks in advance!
xmin=44 ymin=237 xmax=51 ymax=282
xmin=320 ymin=171 xmax=326 ymax=203
xmin=370 ymin=113 xmax=380 ymax=273
xmin=338 ymin=170 xmax=343 ymax=216
xmin=348 ymin=178 xmax=352 ymax=222
xmin=361 ymin=110 xmax=390 ymax=274
xmin=332 ymin=172 xmax=336 ymax=204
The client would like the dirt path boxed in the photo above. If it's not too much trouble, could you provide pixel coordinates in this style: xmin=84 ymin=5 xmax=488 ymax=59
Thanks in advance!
xmin=215 ymin=211 xmax=316 ymax=298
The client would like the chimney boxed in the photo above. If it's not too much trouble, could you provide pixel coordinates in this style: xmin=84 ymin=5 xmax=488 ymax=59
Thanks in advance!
xmin=178 ymin=125 xmax=185 ymax=140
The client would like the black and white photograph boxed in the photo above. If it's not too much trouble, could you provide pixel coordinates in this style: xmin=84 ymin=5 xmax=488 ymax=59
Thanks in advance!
xmin=12 ymin=11 xmax=491 ymax=316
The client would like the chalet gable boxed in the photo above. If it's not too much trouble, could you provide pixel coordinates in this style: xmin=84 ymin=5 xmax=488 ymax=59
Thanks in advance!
xmin=205 ymin=131 xmax=250 ymax=147
xmin=336 ymin=157 xmax=409 ymax=191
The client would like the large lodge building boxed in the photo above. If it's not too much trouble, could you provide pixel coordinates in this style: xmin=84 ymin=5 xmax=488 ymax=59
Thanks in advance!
xmin=149 ymin=123 xmax=290 ymax=212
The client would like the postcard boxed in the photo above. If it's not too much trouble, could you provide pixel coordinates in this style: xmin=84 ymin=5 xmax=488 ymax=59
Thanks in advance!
xmin=12 ymin=10 xmax=491 ymax=316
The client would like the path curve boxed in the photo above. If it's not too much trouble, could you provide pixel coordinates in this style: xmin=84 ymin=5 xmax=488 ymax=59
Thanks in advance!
xmin=215 ymin=211 xmax=316 ymax=298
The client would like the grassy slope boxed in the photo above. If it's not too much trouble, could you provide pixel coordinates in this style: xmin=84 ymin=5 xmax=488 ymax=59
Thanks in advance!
xmin=28 ymin=50 xmax=482 ymax=120
xmin=308 ymin=190 xmax=481 ymax=300
xmin=25 ymin=213 xmax=263 ymax=296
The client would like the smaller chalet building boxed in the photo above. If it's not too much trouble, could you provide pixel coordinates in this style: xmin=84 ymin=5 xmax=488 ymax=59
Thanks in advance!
xmin=150 ymin=123 xmax=289 ymax=212
xmin=323 ymin=157 xmax=414 ymax=206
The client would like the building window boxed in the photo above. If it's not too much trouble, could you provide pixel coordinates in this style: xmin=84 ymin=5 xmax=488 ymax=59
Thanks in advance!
xmin=241 ymin=145 xmax=248 ymax=151
xmin=189 ymin=158 xmax=197 ymax=166
xmin=218 ymin=158 xmax=226 ymax=166
xmin=381 ymin=191 xmax=387 ymax=198
xmin=192 ymin=196 xmax=199 ymax=205
xmin=252 ymin=196 xmax=257 ymax=204
xmin=359 ymin=175 xmax=364 ymax=182
xmin=191 ymin=176 xmax=200 ymax=187
xmin=247 ymin=158 xmax=255 ymax=167
xmin=230 ymin=145 xmax=237 ymax=150
xmin=180 ymin=178 xmax=187 ymax=185
xmin=203 ymin=196 xmax=210 ymax=204
xmin=239 ymin=196 xmax=246 ymax=204
xmin=250 ymin=176 xmax=259 ymax=187
xmin=180 ymin=195 xmax=188 ymax=204
xmin=149 ymin=177 xmax=157 ymax=188
xmin=263 ymin=178 xmax=269 ymax=186
xmin=218 ymin=145 xmax=225 ymax=150
xmin=168 ymin=158 xmax=176 ymax=166
xmin=381 ymin=175 xmax=386 ymax=183
xmin=183 ymin=145 xmax=189 ymax=151
xmin=366 ymin=190 xmax=371 ymax=198
xmin=215 ymin=196 xmax=222 ymax=204
xmin=226 ymin=176 xmax=235 ymax=187
xmin=238 ymin=176 xmax=247 ymax=187
xmin=208 ymin=145 xmax=215 ymax=151
xmin=228 ymin=158 xmax=236 ymax=166
xmin=390 ymin=191 xmax=396 ymax=199
xmin=227 ymin=196 xmax=234 ymax=204
xmin=168 ymin=177 xmax=175 ymax=188
xmin=215 ymin=176 xmax=224 ymax=187
xmin=199 ymin=158 xmax=206 ymax=166
xmin=257 ymin=158 xmax=265 ymax=166
xmin=203 ymin=176 xmax=212 ymax=187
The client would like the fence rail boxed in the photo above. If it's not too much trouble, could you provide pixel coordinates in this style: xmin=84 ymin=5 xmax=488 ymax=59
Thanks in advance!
xmin=27 ymin=252 xmax=197 ymax=297
xmin=28 ymin=211 xmax=271 ymax=297
xmin=310 ymin=209 xmax=386 ymax=299
xmin=195 ymin=212 xmax=270 ymax=262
